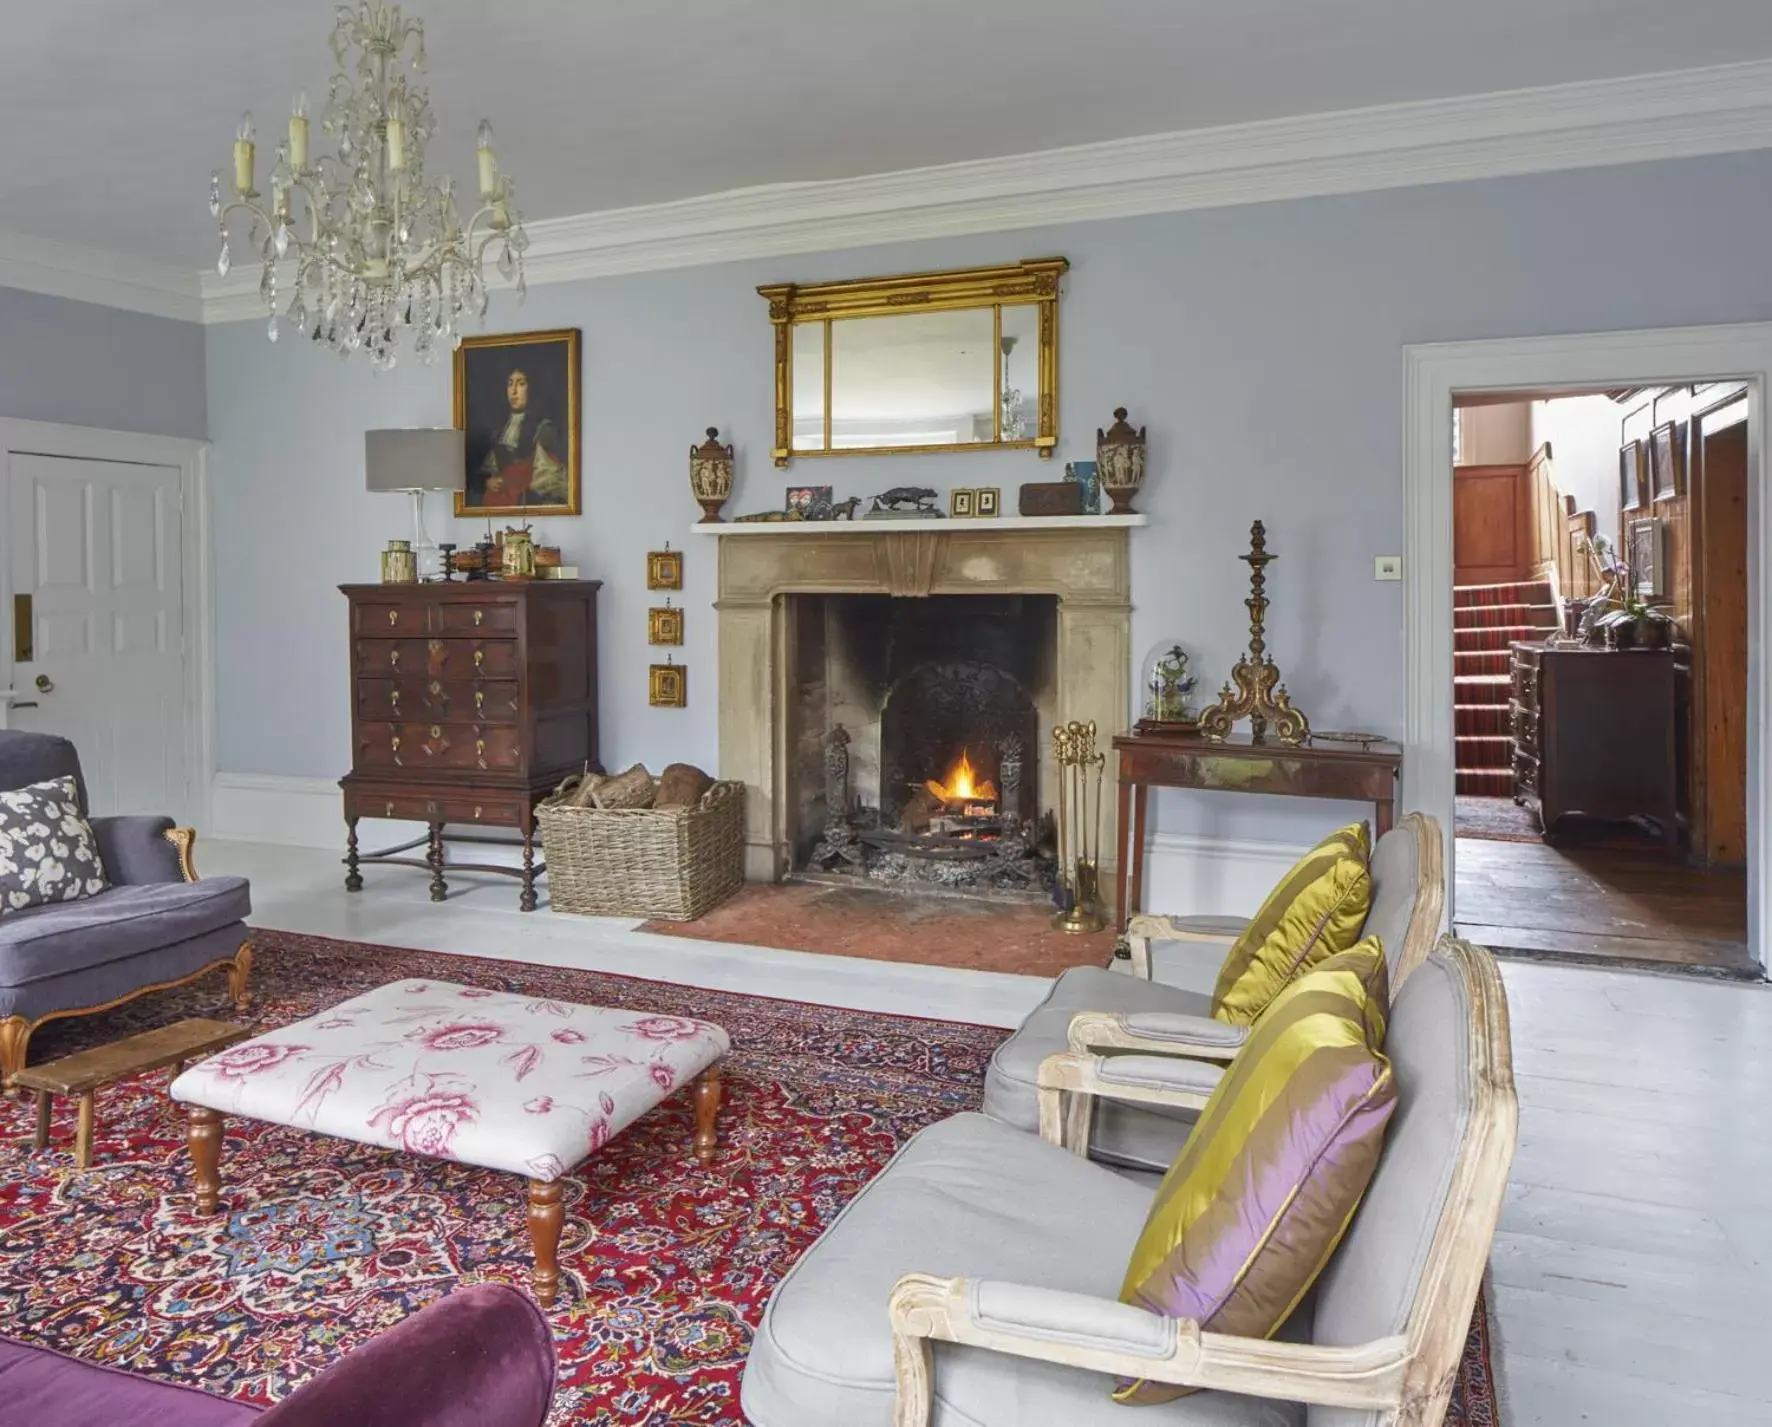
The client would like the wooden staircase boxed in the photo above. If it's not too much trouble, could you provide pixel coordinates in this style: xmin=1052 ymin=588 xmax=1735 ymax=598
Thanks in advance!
xmin=1454 ymin=578 xmax=1559 ymax=797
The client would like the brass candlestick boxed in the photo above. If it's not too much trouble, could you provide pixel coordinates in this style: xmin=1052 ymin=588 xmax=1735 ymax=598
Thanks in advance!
xmin=1050 ymin=719 xmax=1107 ymax=934
xmin=1198 ymin=520 xmax=1311 ymax=746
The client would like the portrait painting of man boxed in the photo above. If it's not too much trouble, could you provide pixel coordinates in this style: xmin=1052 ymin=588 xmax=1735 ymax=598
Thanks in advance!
xmin=454 ymin=328 xmax=581 ymax=516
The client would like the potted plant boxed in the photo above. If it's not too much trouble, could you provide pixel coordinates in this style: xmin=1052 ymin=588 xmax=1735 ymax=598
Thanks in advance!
xmin=1594 ymin=591 xmax=1677 ymax=650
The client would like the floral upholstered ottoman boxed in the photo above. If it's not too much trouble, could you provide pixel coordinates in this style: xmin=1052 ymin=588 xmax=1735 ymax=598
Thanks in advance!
xmin=169 ymin=978 xmax=730 ymax=1306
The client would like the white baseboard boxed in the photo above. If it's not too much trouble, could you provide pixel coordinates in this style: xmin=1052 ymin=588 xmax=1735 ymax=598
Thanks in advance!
xmin=208 ymin=773 xmax=1306 ymax=903
xmin=1138 ymin=832 xmax=1309 ymax=919
xmin=208 ymin=772 xmax=529 ymax=866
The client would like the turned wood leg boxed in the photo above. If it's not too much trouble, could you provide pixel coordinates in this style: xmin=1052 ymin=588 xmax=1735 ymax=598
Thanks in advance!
xmin=1376 ymin=796 xmax=1395 ymax=838
xmin=527 ymin=1178 xmax=564 ymax=1308
xmin=693 ymin=1066 xmax=722 ymax=1166
xmin=519 ymin=818 xmax=538 ymax=913
xmin=344 ymin=815 xmax=363 ymax=892
xmin=427 ymin=822 xmax=448 ymax=903
xmin=1127 ymin=784 xmax=1148 ymax=922
xmin=228 ymin=942 xmax=254 ymax=1011
xmin=33 ymin=1091 xmax=50 ymax=1150
xmin=74 ymin=1092 xmax=95 ymax=1170
xmin=188 ymin=1106 xmax=224 ymax=1213
xmin=0 ymin=1015 xmax=31 ymax=1089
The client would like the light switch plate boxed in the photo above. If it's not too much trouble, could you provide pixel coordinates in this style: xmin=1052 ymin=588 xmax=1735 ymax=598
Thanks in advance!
xmin=1374 ymin=555 xmax=1403 ymax=581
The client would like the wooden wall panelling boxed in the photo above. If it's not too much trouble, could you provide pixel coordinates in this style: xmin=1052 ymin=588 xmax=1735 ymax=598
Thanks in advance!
xmin=1453 ymin=462 xmax=1530 ymax=586
xmin=1524 ymin=444 xmax=1562 ymax=585
xmin=1692 ymin=395 xmax=1750 ymax=864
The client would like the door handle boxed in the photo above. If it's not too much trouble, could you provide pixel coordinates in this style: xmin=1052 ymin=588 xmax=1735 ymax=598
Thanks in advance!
xmin=34 ymin=674 xmax=53 ymax=694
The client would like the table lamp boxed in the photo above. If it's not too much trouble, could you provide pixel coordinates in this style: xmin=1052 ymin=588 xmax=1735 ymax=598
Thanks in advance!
xmin=365 ymin=429 xmax=465 ymax=582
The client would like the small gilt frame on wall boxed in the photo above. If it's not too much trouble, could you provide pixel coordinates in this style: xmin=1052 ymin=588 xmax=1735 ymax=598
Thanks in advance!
xmin=1650 ymin=421 xmax=1684 ymax=501
xmin=648 ymin=604 xmax=684 ymax=646
xmin=647 ymin=546 xmax=683 ymax=590
xmin=1619 ymin=439 xmax=1647 ymax=513
xmin=649 ymin=661 xmax=688 ymax=708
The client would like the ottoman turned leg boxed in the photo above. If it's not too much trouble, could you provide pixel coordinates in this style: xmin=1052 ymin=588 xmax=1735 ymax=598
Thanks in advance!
xmin=694 ymin=1066 xmax=722 ymax=1166
xmin=527 ymin=1178 xmax=564 ymax=1308
xmin=188 ymin=1106 xmax=224 ymax=1213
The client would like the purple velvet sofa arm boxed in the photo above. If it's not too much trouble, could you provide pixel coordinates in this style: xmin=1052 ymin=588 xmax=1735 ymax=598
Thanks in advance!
xmin=255 ymin=1285 xmax=556 ymax=1427
xmin=88 ymin=814 xmax=184 ymax=885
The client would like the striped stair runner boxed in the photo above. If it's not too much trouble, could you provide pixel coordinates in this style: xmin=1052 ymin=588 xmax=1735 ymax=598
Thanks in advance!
xmin=1453 ymin=578 xmax=1558 ymax=798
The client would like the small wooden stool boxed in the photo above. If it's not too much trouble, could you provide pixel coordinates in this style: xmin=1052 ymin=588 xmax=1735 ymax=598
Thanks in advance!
xmin=13 ymin=1018 xmax=252 ymax=1169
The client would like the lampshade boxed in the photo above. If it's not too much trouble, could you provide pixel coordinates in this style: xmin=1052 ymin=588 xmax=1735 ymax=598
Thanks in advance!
xmin=365 ymin=429 xmax=465 ymax=492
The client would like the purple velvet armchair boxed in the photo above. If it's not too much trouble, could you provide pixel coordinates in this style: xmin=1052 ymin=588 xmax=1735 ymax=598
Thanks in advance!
xmin=0 ymin=730 xmax=254 ymax=1085
xmin=0 ymin=1283 xmax=557 ymax=1426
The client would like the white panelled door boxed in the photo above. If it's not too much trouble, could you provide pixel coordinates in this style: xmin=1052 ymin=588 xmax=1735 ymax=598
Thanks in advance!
xmin=6 ymin=452 xmax=188 ymax=816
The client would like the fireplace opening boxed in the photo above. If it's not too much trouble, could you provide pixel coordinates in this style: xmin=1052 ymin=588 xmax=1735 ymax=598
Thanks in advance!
xmin=786 ymin=593 xmax=1058 ymax=892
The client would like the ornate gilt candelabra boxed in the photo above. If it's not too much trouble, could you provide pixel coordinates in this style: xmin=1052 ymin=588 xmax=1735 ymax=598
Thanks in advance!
xmin=1050 ymin=720 xmax=1107 ymax=934
xmin=1198 ymin=521 xmax=1311 ymax=747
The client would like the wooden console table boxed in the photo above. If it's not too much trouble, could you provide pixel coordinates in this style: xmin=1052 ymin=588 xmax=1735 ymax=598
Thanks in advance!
xmin=1112 ymin=729 xmax=1403 ymax=927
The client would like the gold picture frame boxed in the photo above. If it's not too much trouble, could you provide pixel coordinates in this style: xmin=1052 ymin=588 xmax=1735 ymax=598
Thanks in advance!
xmin=759 ymin=257 xmax=1067 ymax=467
xmin=647 ymin=548 xmax=683 ymax=590
xmin=1650 ymin=421 xmax=1684 ymax=501
xmin=649 ymin=662 xmax=688 ymax=708
xmin=648 ymin=605 xmax=684 ymax=646
xmin=1619 ymin=439 xmax=1647 ymax=513
xmin=949 ymin=488 xmax=976 ymax=518
xmin=453 ymin=328 xmax=582 ymax=518
xmin=976 ymin=487 xmax=1001 ymax=517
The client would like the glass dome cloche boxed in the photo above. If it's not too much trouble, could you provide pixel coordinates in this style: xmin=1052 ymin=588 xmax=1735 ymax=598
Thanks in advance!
xmin=1139 ymin=641 xmax=1198 ymax=730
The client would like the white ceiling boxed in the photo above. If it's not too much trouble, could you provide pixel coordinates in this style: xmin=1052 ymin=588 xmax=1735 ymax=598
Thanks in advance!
xmin=4 ymin=0 xmax=1772 ymax=272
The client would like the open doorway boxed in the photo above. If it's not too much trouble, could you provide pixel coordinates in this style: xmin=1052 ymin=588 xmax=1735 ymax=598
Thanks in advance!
xmin=1448 ymin=385 xmax=1752 ymax=974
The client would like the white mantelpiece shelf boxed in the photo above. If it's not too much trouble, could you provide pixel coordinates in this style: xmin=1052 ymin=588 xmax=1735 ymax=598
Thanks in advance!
xmin=689 ymin=513 xmax=1148 ymax=536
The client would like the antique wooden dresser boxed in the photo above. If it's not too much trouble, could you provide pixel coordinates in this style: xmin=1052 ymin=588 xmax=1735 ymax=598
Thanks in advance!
xmin=1509 ymin=641 xmax=1680 ymax=846
xmin=340 ymin=580 xmax=601 ymax=909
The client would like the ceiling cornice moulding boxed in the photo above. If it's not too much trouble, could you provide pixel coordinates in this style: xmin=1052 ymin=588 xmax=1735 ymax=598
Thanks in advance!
xmin=9 ymin=57 xmax=1770 ymax=327
xmin=0 ymin=229 xmax=201 ymax=323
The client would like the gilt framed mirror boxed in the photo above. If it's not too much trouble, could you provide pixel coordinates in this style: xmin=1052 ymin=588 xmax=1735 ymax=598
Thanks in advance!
xmin=758 ymin=258 xmax=1068 ymax=467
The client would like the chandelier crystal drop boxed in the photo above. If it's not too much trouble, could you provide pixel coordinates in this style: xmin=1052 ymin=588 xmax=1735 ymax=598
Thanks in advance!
xmin=211 ymin=2 xmax=529 ymax=370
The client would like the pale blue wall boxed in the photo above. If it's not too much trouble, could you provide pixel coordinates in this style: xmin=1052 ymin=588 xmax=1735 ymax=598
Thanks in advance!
xmin=205 ymin=148 xmax=1772 ymax=842
xmin=0 ymin=287 xmax=206 ymax=439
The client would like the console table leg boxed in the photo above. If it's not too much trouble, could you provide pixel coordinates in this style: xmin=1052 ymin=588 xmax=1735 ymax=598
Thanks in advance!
xmin=527 ymin=1178 xmax=564 ymax=1307
xmin=344 ymin=815 xmax=363 ymax=893
xmin=427 ymin=822 xmax=447 ymax=902
xmin=693 ymin=1066 xmax=722 ymax=1166
xmin=1376 ymin=797 xmax=1395 ymax=837
xmin=1128 ymin=784 xmax=1149 ymax=923
xmin=188 ymin=1106 xmax=223 ymax=1213
xmin=1114 ymin=777 xmax=1132 ymax=929
xmin=519 ymin=819 xmax=538 ymax=913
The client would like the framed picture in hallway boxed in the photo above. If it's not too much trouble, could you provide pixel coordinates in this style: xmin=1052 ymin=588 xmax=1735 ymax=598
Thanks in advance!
xmin=1619 ymin=439 xmax=1646 ymax=513
xmin=453 ymin=328 xmax=582 ymax=518
xmin=1650 ymin=421 xmax=1684 ymax=501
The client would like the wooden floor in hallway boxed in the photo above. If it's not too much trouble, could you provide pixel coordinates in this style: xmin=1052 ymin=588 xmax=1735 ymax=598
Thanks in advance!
xmin=1455 ymin=833 xmax=1754 ymax=976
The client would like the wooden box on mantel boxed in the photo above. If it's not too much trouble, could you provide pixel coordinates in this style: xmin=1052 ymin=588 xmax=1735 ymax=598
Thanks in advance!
xmin=1017 ymin=481 xmax=1084 ymax=517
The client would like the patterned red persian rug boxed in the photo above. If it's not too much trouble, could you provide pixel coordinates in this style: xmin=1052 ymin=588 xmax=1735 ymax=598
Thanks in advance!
xmin=0 ymin=929 xmax=1499 ymax=1424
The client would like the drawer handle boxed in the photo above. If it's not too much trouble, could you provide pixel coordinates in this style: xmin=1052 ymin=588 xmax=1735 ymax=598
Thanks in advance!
xmin=473 ymin=609 xmax=484 ymax=626
xmin=473 ymin=804 xmax=483 ymax=819
xmin=429 ymin=639 xmax=442 ymax=654
xmin=388 ymin=608 xmax=399 ymax=627
xmin=385 ymin=800 xmax=395 ymax=817
xmin=430 ymin=724 xmax=442 ymax=738
xmin=390 ymin=689 xmax=400 ymax=711
xmin=429 ymin=679 xmax=441 ymax=694
xmin=391 ymin=734 xmax=402 ymax=766
xmin=390 ymin=648 xmax=400 ymax=668
xmin=476 ymin=737 xmax=487 ymax=768
xmin=474 ymin=649 xmax=485 ymax=670
xmin=475 ymin=689 xmax=485 ymax=712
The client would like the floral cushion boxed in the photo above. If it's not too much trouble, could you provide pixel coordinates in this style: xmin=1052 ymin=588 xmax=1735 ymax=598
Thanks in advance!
xmin=170 ymin=979 xmax=730 ymax=1182
xmin=0 ymin=775 xmax=108 ymax=916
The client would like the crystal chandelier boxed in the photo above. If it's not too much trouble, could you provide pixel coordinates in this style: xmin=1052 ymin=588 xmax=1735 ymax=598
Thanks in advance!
xmin=211 ymin=2 xmax=530 ymax=368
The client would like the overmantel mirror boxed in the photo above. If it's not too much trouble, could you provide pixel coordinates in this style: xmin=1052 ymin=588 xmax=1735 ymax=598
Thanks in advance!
xmin=758 ymin=257 xmax=1068 ymax=467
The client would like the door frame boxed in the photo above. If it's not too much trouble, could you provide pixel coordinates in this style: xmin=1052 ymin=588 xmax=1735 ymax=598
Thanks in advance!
xmin=1404 ymin=322 xmax=1772 ymax=972
xmin=0 ymin=418 xmax=213 ymax=828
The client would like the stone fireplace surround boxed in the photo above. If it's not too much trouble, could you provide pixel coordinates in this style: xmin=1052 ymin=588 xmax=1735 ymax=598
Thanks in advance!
xmin=704 ymin=520 xmax=1136 ymax=884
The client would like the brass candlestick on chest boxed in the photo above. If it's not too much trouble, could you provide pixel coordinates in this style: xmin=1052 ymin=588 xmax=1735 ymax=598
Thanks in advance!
xmin=1197 ymin=520 xmax=1311 ymax=747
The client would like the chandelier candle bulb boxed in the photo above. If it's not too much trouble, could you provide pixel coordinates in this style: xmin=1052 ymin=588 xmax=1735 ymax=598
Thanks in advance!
xmin=289 ymin=91 xmax=309 ymax=171
xmin=386 ymin=114 xmax=406 ymax=171
xmin=477 ymin=120 xmax=498 ymax=198
xmin=233 ymin=112 xmax=255 ymax=194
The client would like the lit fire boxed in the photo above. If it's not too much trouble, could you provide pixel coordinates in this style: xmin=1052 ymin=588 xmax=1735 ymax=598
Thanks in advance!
xmin=926 ymin=748 xmax=998 ymax=808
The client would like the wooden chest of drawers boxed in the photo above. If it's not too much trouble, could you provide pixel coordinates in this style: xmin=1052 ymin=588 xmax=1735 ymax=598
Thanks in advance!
xmin=339 ymin=581 xmax=601 ymax=909
xmin=1509 ymin=641 xmax=1679 ymax=846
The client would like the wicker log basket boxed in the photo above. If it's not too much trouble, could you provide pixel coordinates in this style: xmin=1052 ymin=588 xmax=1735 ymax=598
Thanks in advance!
xmin=537 ymin=776 xmax=746 ymax=921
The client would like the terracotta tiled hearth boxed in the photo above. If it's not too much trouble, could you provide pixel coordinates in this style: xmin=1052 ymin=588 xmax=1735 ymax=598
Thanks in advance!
xmin=706 ymin=522 xmax=1133 ymax=883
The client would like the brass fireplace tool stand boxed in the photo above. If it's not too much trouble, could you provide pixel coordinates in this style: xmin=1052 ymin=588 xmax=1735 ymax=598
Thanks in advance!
xmin=1051 ymin=719 xmax=1107 ymax=933
xmin=1198 ymin=520 xmax=1311 ymax=747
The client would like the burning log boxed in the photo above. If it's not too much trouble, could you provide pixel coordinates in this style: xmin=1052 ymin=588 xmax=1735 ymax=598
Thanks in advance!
xmin=898 ymin=784 xmax=946 ymax=835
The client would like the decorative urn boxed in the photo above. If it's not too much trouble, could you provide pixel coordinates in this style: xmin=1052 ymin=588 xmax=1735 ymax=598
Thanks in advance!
xmin=690 ymin=427 xmax=735 ymax=523
xmin=1096 ymin=407 xmax=1147 ymax=514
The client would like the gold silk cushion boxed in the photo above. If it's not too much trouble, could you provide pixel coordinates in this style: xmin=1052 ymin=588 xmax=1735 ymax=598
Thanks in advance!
xmin=1115 ymin=940 xmax=1395 ymax=1404
xmin=1211 ymin=821 xmax=1372 ymax=1027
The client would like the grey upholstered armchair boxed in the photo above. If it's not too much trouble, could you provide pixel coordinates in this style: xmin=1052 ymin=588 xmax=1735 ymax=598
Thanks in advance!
xmin=741 ymin=937 xmax=1516 ymax=1427
xmin=981 ymin=812 xmax=1444 ymax=1173
xmin=0 ymin=730 xmax=252 ymax=1084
